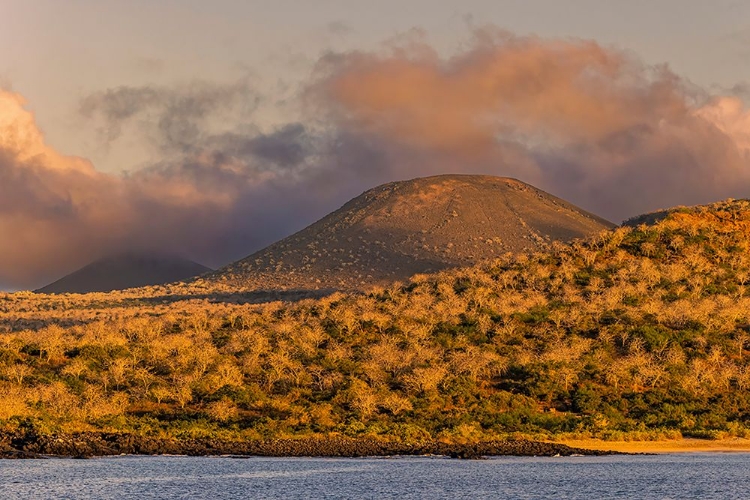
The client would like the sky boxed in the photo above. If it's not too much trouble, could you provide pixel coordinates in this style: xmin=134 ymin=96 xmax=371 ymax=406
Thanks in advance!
xmin=1 ymin=0 xmax=750 ymax=290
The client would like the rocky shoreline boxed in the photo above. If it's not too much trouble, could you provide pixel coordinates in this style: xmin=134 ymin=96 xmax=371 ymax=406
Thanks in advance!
xmin=0 ymin=431 xmax=621 ymax=459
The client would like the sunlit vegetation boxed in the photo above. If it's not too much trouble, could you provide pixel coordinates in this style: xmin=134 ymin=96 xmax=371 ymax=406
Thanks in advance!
xmin=2 ymin=200 xmax=750 ymax=443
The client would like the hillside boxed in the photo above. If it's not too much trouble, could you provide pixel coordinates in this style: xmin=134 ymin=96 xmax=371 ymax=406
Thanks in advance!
xmin=36 ymin=253 xmax=212 ymax=294
xmin=2 ymin=199 xmax=750 ymax=445
xmin=211 ymin=175 xmax=614 ymax=291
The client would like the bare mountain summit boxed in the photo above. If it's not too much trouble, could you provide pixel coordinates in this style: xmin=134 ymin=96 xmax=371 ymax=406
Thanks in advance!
xmin=210 ymin=175 xmax=615 ymax=291
xmin=37 ymin=254 xmax=212 ymax=294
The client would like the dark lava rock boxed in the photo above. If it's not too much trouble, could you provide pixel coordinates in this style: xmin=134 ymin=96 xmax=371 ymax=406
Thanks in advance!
xmin=0 ymin=430 xmax=622 ymax=459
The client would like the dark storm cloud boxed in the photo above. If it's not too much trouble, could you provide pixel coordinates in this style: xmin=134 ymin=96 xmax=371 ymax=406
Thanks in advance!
xmin=208 ymin=124 xmax=314 ymax=168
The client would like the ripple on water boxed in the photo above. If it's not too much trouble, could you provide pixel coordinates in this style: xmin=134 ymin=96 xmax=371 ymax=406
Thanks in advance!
xmin=0 ymin=453 xmax=748 ymax=500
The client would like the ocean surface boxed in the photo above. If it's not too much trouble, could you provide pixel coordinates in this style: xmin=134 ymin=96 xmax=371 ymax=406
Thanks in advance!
xmin=0 ymin=453 xmax=746 ymax=499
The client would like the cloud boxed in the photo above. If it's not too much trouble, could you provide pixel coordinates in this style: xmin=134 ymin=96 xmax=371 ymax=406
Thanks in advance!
xmin=695 ymin=96 xmax=750 ymax=156
xmin=80 ymin=80 xmax=260 ymax=150
xmin=310 ymin=30 xmax=750 ymax=221
xmin=3 ymin=29 xmax=750 ymax=289
xmin=0 ymin=91 xmax=122 ymax=287
xmin=0 ymin=78 xmax=380 ymax=290
xmin=0 ymin=86 xmax=330 ymax=290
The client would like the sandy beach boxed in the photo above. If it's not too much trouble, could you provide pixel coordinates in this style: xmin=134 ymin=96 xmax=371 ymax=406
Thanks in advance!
xmin=557 ymin=438 xmax=750 ymax=454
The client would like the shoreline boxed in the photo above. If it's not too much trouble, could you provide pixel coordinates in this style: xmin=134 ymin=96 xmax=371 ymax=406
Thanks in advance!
xmin=5 ymin=432 xmax=749 ymax=459
xmin=555 ymin=438 xmax=750 ymax=454
xmin=0 ymin=432 xmax=619 ymax=460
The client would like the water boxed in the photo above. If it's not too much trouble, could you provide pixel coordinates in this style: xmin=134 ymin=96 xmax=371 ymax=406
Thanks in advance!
xmin=0 ymin=453 xmax=747 ymax=499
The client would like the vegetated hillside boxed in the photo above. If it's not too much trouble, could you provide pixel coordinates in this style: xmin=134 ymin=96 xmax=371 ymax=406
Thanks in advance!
xmin=210 ymin=175 xmax=614 ymax=291
xmin=2 ymin=199 xmax=750 ymax=443
xmin=36 ymin=254 xmax=212 ymax=294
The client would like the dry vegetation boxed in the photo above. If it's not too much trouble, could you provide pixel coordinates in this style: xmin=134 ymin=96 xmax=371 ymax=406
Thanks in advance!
xmin=2 ymin=199 xmax=750 ymax=443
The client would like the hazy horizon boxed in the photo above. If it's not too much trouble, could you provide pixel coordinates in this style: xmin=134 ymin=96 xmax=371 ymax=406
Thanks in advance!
xmin=2 ymin=0 xmax=750 ymax=290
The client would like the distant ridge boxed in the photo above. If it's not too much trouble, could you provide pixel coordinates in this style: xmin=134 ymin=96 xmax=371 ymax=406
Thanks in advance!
xmin=37 ymin=253 xmax=212 ymax=294
xmin=210 ymin=174 xmax=614 ymax=291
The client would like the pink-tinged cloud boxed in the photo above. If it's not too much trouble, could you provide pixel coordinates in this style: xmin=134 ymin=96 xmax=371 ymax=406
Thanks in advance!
xmin=0 ymin=91 xmax=122 ymax=286
xmin=3 ymin=30 xmax=750 ymax=289
xmin=695 ymin=96 xmax=750 ymax=156
xmin=311 ymin=31 xmax=750 ymax=221
xmin=315 ymin=36 xmax=686 ymax=149
xmin=0 ymin=89 xmax=323 ymax=289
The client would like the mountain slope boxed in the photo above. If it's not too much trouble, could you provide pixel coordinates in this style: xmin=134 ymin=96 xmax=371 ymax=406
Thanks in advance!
xmin=37 ymin=254 xmax=212 ymax=294
xmin=211 ymin=175 xmax=614 ymax=291
xmin=5 ymin=199 xmax=750 ymax=443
